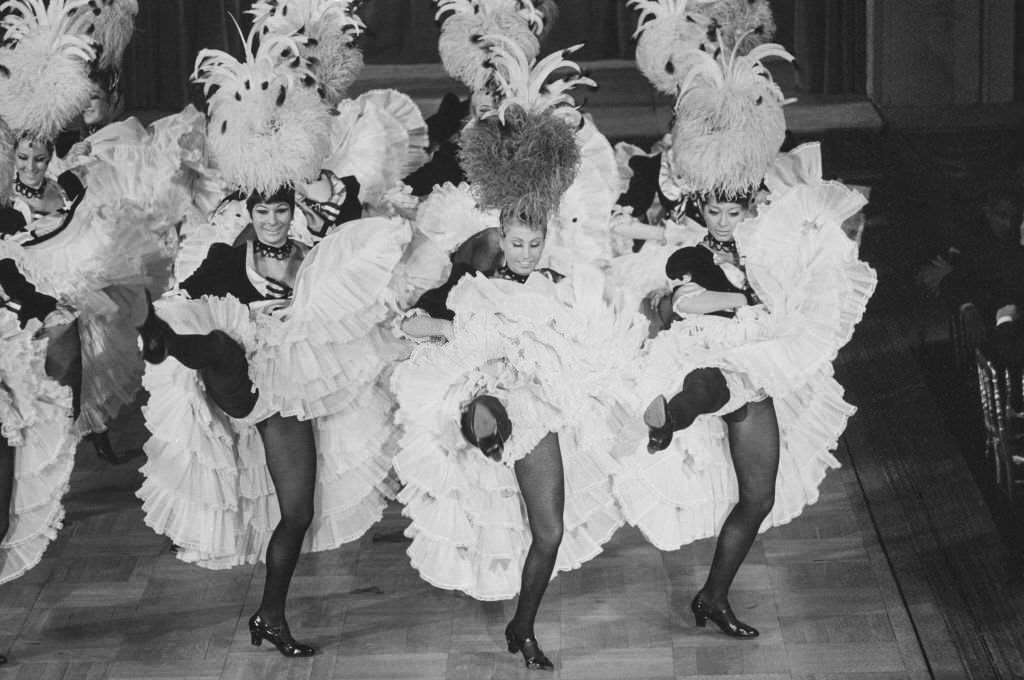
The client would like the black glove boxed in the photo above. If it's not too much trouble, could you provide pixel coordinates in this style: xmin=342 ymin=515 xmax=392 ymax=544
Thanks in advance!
xmin=0 ymin=258 xmax=58 ymax=327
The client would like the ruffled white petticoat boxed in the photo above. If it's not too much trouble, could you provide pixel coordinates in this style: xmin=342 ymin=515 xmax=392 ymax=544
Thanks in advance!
xmin=545 ymin=116 xmax=621 ymax=273
xmin=136 ymin=217 xmax=411 ymax=569
xmin=390 ymin=266 xmax=646 ymax=600
xmin=5 ymin=108 xmax=207 ymax=434
xmin=325 ymin=90 xmax=429 ymax=211
xmin=0 ymin=310 xmax=77 ymax=584
xmin=613 ymin=169 xmax=877 ymax=551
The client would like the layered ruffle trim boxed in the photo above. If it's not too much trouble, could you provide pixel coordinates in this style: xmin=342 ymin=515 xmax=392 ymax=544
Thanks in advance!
xmin=613 ymin=370 xmax=852 ymax=551
xmin=390 ymin=268 xmax=645 ymax=599
xmin=137 ymin=329 xmax=398 ymax=569
xmin=0 ymin=311 xmax=78 ymax=584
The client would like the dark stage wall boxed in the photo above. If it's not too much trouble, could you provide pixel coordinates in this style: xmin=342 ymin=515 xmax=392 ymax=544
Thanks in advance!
xmin=123 ymin=0 xmax=867 ymax=110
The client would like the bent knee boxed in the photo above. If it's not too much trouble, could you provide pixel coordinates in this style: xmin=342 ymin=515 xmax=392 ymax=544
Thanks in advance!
xmin=740 ymin=493 xmax=775 ymax=520
xmin=531 ymin=522 xmax=564 ymax=553
xmin=280 ymin=506 xmax=315 ymax=533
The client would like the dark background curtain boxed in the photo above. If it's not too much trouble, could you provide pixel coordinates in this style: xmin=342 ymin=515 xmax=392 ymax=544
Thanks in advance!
xmin=123 ymin=0 xmax=867 ymax=111
xmin=1017 ymin=1 xmax=1023 ymax=102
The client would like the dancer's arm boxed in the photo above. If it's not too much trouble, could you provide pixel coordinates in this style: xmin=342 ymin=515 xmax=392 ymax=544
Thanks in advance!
xmin=672 ymin=283 xmax=747 ymax=315
xmin=401 ymin=314 xmax=454 ymax=341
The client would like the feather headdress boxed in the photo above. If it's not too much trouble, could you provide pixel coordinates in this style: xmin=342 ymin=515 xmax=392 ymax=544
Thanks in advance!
xmin=249 ymin=0 xmax=366 ymax=106
xmin=0 ymin=0 xmax=98 ymax=140
xmin=703 ymin=0 xmax=776 ymax=54
xmin=88 ymin=0 xmax=138 ymax=71
xmin=435 ymin=0 xmax=540 ymax=91
xmin=459 ymin=35 xmax=590 ymax=226
xmin=667 ymin=39 xmax=795 ymax=198
xmin=481 ymin=34 xmax=595 ymax=126
xmin=0 ymin=117 xmax=14 ymax=206
xmin=192 ymin=21 xmax=332 ymax=195
xmin=628 ymin=0 xmax=719 ymax=95
xmin=534 ymin=0 xmax=559 ymax=39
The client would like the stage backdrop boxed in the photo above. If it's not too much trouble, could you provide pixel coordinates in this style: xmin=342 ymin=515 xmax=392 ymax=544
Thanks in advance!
xmin=123 ymin=0 xmax=866 ymax=111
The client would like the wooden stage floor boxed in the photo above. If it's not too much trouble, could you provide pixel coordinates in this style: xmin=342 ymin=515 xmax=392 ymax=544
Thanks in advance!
xmin=1 ymin=312 xmax=1021 ymax=680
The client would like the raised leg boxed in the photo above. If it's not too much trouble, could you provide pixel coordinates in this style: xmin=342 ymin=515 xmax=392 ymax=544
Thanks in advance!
xmin=645 ymin=367 xmax=731 ymax=453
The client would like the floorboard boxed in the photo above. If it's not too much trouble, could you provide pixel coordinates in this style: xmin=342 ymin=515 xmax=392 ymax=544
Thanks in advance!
xmin=2 ymin=312 xmax=1017 ymax=678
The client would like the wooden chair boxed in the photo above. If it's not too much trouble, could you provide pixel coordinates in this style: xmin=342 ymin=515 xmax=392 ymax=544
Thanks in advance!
xmin=975 ymin=348 xmax=1024 ymax=500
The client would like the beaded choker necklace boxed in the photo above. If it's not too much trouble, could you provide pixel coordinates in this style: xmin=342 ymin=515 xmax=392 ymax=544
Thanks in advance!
xmin=14 ymin=176 xmax=45 ymax=200
xmin=253 ymin=238 xmax=293 ymax=260
xmin=495 ymin=265 xmax=529 ymax=283
xmin=703 ymin=233 xmax=738 ymax=256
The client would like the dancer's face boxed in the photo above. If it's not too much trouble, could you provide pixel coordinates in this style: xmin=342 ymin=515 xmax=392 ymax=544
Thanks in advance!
xmin=701 ymin=200 xmax=751 ymax=242
xmin=500 ymin=221 xmax=546 ymax=276
xmin=83 ymin=85 xmax=116 ymax=127
xmin=15 ymin=139 xmax=51 ymax=188
xmin=250 ymin=201 xmax=294 ymax=246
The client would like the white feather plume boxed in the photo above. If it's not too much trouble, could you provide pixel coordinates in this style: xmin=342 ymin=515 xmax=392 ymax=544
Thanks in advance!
xmin=89 ymin=0 xmax=139 ymax=70
xmin=480 ymin=34 xmax=595 ymax=125
xmin=668 ymin=38 xmax=795 ymax=197
xmin=0 ymin=117 xmax=13 ymax=206
xmin=192 ymin=21 xmax=332 ymax=194
xmin=435 ymin=0 xmax=540 ymax=90
xmin=627 ymin=0 xmax=721 ymax=94
xmin=0 ymin=0 xmax=98 ymax=140
xmin=249 ymin=0 xmax=366 ymax=37
xmin=249 ymin=0 xmax=367 ymax=105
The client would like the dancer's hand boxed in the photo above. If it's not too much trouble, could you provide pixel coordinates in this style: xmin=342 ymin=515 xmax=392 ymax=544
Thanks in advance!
xmin=67 ymin=141 xmax=92 ymax=158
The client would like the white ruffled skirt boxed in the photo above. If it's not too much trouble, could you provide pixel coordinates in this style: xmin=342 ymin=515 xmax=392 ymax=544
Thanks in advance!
xmin=613 ymin=179 xmax=877 ymax=550
xmin=5 ymin=109 xmax=206 ymax=434
xmin=136 ymin=217 xmax=411 ymax=569
xmin=0 ymin=310 xmax=77 ymax=584
xmin=391 ymin=268 xmax=646 ymax=600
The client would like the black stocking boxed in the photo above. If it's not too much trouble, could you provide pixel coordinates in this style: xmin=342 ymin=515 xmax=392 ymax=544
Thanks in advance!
xmin=701 ymin=398 xmax=780 ymax=608
xmin=0 ymin=433 xmax=12 ymax=547
xmin=509 ymin=432 xmax=564 ymax=638
xmin=255 ymin=414 xmax=317 ymax=627
xmin=166 ymin=330 xmax=257 ymax=419
xmin=667 ymin=367 xmax=730 ymax=431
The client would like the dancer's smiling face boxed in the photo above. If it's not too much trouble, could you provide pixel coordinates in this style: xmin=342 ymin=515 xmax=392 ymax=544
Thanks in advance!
xmin=15 ymin=138 xmax=52 ymax=189
xmin=701 ymin=199 xmax=751 ymax=242
xmin=500 ymin=219 xmax=546 ymax=276
xmin=250 ymin=201 xmax=294 ymax=247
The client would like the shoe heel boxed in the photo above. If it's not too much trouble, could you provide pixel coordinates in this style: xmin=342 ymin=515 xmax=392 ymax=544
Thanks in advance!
xmin=250 ymin=629 xmax=262 ymax=647
xmin=694 ymin=613 xmax=707 ymax=628
xmin=506 ymin=636 xmax=520 ymax=654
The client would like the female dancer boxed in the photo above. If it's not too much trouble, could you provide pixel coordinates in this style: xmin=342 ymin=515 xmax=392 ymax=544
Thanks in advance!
xmin=612 ymin=34 xmax=876 ymax=638
xmin=0 ymin=121 xmax=79 ymax=666
xmin=134 ymin=22 xmax=409 ymax=658
xmin=0 ymin=1 xmax=200 ymax=464
xmin=392 ymin=38 xmax=642 ymax=671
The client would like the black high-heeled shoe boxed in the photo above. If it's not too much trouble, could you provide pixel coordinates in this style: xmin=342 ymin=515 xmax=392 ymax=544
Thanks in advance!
xmin=690 ymin=592 xmax=759 ymax=638
xmin=644 ymin=394 xmax=674 ymax=453
xmin=505 ymin=623 xmax=554 ymax=671
xmin=137 ymin=291 xmax=173 ymax=364
xmin=248 ymin=613 xmax=315 ymax=658
xmin=460 ymin=395 xmax=512 ymax=462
